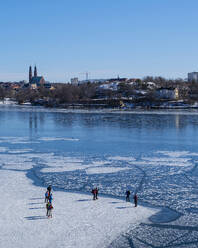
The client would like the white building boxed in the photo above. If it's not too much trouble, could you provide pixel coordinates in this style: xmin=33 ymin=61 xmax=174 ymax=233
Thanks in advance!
xmin=71 ymin=77 xmax=79 ymax=85
xmin=155 ymin=88 xmax=179 ymax=100
xmin=99 ymin=82 xmax=119 ymax=91
xmin=188 ymin=72 xmax=198 ymax=83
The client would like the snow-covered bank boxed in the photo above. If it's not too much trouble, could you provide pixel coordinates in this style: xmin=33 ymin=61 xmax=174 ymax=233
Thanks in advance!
xmin=0 ymin=169 xmax=157 ymax=248
xmin=0 ymin=98 xmax=17 ymax=105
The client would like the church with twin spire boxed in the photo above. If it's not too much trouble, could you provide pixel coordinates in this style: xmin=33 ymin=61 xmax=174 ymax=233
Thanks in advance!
xmin=29 ymin=66 xmax=45 ymax=88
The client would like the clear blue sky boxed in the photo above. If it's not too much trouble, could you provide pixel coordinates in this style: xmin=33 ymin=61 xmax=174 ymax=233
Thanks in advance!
xmin=0 ymin=0 xmax=198 ymax=82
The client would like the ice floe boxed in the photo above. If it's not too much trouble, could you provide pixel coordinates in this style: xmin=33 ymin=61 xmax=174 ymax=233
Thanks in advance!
xmin=39 ymin=137 xmax=79 ymax=141
xmin=108 ymin=156 xmax=136 ymax=161
xmin=156 ymin=150 xmax=198 ymax=157
xmin=85 ymin=167 xmax=130 ymax=174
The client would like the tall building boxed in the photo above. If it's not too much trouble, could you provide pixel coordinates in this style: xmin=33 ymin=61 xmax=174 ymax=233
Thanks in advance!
xmin=34 ymin=66 xmax=37 ymax=77
xmin=29 ymin=66 xmax=32 ymax=83
xmin=188 ymin=72 xmax=198 ymax=83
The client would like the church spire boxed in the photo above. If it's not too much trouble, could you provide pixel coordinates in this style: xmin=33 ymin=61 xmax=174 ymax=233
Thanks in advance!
xmin=29 ymin=66 xmax=32 ymax=83
xmin=34 ymin=65 xmax=37 ymax=77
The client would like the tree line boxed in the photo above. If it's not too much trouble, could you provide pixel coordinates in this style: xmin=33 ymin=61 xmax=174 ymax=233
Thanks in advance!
xmin=0 ymin=76 xmax=198 ymax=105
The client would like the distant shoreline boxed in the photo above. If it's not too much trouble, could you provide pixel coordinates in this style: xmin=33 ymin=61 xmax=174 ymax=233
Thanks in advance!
xmin=1 ymin=98 xmax=198 ymax=110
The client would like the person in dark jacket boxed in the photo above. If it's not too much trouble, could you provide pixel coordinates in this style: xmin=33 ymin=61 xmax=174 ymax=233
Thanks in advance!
xmin=125 ymin=190 xmax=130 ymax=202
xmin=47 ymin=185 xmax=52 ymax=194
xmin=95 ymin=187 xmax=99 ymax=200
xmin=91 ymin=188 xmax=96 ymax=200
xmin=91 ymin=187 xmax=99 ymax=200
xmin=134 ymin=194 xmax=138 ymax=207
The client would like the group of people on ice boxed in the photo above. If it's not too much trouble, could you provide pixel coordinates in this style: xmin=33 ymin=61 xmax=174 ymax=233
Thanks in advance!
xmin=91 ymin=187 xmax=138 ymax=207
xmin=44 ymin=185 xmax=138 ymax=218
xmin=125 ymin=190 xmax=138 ymax=207
xmin=45 ymin=185 xmax=53 ymax=218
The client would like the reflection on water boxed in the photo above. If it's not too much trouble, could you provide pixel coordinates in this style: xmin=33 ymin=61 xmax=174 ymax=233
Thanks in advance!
xmin=0 ymin=106 xmax=198 ymax=156
xmin=52 ymin=112 xmax=197 ymax=131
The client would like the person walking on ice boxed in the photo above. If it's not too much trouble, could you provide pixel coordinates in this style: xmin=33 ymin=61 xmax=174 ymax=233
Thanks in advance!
xmin=95 ymin=187 xmax=99 ymax=200
xmin=134 ymin=193 xmax=138 ymax=207
xmin=91 ymin=188 xmax=96 ymax=200
xmin=125 ymin=190 xmax=130 ymax=202
xmin=45 ymin=185 xmax=52 ymax=203
xmin=91 ymin=187 xmax=99 ymax=200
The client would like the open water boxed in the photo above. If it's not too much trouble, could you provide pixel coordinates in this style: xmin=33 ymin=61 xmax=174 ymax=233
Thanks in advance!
xmin=0 ymin=104 xmax=198 ymax=247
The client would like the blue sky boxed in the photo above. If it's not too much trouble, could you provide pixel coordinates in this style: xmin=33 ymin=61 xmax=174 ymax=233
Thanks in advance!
xmin=0 ymin=0 xmax=198 ymax=82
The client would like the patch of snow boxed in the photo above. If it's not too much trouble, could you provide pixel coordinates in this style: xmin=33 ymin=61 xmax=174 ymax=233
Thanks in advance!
xmin=99 ymin=82 xmax=119 ymax=91
xmin=8 ymin=149 xmax=33 ymax=154
xmin=108 ymin=156 xmax=136 ymax=162
xmin=146 ymin=82 xmax=156 ymax=86
xmin=142 ymin=157 xmax=190 ymax=163
xmin=3 ymin=162 xmax=34 ymax=170
xmin=86 ymin=167 xmax=130 ymax=174
xmin=41 ymin=159 xmax=110 ymax=173
xmin=0 ymin=153 xmax=34 ymax=170
xmin=0 ymin=136 xmax=39 ymax=144
xmin=135 ymin=161 xmax=191 ymax=167
xmin=41 ymin=163 xmax=85 ymax=173
xmin=40 ymin=155 xmax=84 ymax=173
xmin=156 ymin=150 xmax=198 ymax=157
xmin=0 ymin=98 xmax=17 ymax=105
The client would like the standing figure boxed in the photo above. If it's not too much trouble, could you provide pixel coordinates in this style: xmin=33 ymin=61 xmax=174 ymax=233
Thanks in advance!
xmin=134 ymin=194 xmax=138 ymax=207
xmin=91 ymin=188 xmax=96 ymax=200
xmin=125 ymin=190 xmax=130 ymax=202
xmin=46 ymin=202 xmax=53 ymax=218
xmin=95 ymin=187 xmax=99 ymax=200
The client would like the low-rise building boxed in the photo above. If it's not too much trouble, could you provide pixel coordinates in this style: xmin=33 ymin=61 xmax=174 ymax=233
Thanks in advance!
xmin=155 ymin=87 xmax=179 ymax=100
xmin=71 ymin=77 xmax=79 ymax=85
xmin=99 ymin=82 xmax=119 ymax=91
xmin=10 ymin=83 xmax=21 ymax=90
xmin=43 ymin=83 xmax=55 ymax=90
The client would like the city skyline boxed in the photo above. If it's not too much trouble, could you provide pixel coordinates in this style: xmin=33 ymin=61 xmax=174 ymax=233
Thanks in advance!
xmin=1 ymin=0 xmax=198 ymax=82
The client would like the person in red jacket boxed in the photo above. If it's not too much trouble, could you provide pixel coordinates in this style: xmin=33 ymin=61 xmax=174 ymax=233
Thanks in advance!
xmin=95 ymin=187 xmax=99 ymax=200
xmin=91 ymin=187 xmax=99 ymax=200
xmin=91 ymin=188 xmax=96 ymax=200
xmin=134 ymin=194 xmax=138 ymax=207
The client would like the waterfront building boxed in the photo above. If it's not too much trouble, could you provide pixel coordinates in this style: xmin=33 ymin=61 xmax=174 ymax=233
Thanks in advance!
xmin=71 ymin=77 xmax=79 ymax=85
xmin=188 ymin=72 xmax=198 ymax=83
xmin=28 ymin=66 xmax=45 ymax=88
xmin=155 ymin=87 xmax=179 ymax=100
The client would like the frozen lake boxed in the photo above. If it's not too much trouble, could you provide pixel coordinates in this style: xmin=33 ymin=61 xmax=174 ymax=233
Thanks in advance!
xmin=1 ymin=105 xmax=198 ymax=247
